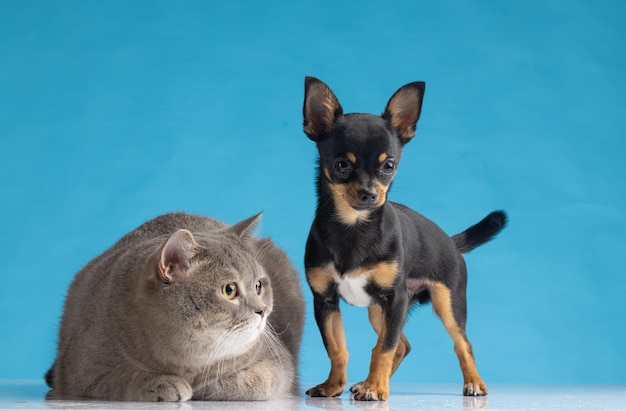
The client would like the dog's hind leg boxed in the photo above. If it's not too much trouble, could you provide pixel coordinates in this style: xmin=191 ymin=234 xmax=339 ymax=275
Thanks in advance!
xmin=429 ymin=281 xmax=487 ymax=396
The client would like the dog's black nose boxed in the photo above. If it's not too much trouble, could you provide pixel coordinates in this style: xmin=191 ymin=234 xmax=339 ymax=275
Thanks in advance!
xmin=357 ymin=188 xmax=378 ymax=207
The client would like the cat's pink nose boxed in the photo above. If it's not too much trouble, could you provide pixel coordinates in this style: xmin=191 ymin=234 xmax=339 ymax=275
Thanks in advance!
xmin=255 ymin=307 xmax=266 ymax=318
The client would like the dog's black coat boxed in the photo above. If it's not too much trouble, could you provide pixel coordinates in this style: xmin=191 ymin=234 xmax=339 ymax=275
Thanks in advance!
xmin=302 ymin=76 xmax=506 ymax=401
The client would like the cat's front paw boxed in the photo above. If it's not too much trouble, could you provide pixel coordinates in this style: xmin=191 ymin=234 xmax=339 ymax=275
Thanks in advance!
xmin=139 ymin=375 xmax=192 ymax=402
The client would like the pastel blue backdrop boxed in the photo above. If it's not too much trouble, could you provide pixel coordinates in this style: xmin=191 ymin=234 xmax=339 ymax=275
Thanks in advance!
xmin=1 ymin=0 xmax=624 ymax=387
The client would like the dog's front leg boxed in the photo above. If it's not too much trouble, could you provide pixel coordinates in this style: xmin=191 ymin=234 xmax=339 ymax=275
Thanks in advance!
xmin=351 ymin=292 xmax=408 ymax=401
xmin=306 ymin=267 xmax=348 ymax=397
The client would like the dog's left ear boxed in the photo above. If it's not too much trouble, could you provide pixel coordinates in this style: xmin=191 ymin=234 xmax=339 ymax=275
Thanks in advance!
xmin=303 ymin=76 xmax=343 ymax=142
xmin=382 ymin=82 xmax=425 ymax=144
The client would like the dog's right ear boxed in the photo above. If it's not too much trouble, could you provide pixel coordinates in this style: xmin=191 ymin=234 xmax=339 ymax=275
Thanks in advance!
xmin=303 ymin=76 xmax=343 ymax=141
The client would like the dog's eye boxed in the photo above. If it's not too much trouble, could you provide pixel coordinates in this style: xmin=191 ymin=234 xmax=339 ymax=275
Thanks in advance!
xmin=333 ymin=159 xmax=351 ymax=178
xmin=381 ymin=159 xmax=395 ymax=175
xmin=255 ymin=280 xmax=262 ymax=295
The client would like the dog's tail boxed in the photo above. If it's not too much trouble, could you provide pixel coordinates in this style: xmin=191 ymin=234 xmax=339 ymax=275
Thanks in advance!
xmin=452 ymin=211 xmax=507 ymax=254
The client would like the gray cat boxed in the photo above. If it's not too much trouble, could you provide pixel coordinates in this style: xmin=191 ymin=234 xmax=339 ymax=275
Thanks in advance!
xmin=45 ymin=212 xmax=305 ymax=401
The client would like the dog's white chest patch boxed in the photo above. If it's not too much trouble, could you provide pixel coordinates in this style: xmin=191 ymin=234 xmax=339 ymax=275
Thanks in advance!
xmin=330 ymin=267 xmax=372 ymax=307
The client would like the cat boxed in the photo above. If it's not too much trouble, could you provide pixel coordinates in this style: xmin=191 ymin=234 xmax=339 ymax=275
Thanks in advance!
xmin=45 ymin=212 xmax=305 ymax=401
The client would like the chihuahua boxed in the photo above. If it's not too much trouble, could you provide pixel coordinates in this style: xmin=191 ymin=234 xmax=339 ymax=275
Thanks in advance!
xmin=302 ymin=76 xmax=507 ymax=401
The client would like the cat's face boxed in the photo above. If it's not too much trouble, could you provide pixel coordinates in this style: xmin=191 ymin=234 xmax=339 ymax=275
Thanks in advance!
xmin=196 ymin=237 xmax=273 ymax=352
xmin=141 ymin=227 xmax=274 ymax=361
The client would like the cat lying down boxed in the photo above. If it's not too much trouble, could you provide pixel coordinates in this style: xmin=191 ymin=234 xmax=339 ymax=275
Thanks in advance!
xmin=46 ymin=212 xmax=305 ymax=401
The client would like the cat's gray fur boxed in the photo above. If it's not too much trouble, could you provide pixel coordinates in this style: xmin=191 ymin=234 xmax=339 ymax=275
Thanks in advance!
xmin=46 ymin=212 xmax=305 ymax=401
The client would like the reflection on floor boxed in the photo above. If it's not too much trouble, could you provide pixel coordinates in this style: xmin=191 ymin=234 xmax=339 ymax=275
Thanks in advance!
xmin=1 ymin=381 xmax=624 ymax=410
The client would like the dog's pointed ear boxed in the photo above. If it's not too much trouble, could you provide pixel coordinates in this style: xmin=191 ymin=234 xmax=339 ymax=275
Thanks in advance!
xmin=382 ymin=82 xmax=425 ymax=144
xmin=303 ymin=76 xmax=343 ymax=141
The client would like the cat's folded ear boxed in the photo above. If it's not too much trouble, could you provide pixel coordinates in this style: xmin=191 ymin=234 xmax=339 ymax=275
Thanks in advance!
xmin=158 ymin=229 xmax=198 ymax=283
xmin=227 ymin=213 xmax=262 ymax=238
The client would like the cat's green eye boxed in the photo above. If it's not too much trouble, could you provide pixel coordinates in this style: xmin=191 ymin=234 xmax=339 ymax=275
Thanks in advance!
xmin=255 ymin=280 xmax=262 ymax=295
xmin=222 ymin=283 xmax=238 ymax=300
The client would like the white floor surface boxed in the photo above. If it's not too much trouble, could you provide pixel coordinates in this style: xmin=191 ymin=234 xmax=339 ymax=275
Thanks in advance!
xmin=0 ymin=381 xmax=624 ymax=411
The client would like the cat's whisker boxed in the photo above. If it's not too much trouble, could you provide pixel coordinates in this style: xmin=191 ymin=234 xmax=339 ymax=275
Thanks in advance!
xmin=216 ymin=331 xmax=234 ymax=371
xmin=253 ymin=239 xmax=273 ymax=261
xmin=261 ymin=327 xmax=292 ymax=372
xmin=266 ymin=321 xmax=289 ymax=336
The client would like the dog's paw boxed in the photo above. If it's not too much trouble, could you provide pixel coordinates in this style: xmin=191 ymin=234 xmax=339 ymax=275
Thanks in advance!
xmin=306 ymin=381 xmax=345 ymax=397
xmin=349 ymin=381 xmax=365 ymax=393
xmin=463 ymin=381 xmax=488 ymax=397
xmin=139 ymin=375 xmax=192 ymax=402
xmin=350 ymin=382 xmax=389 ymax=401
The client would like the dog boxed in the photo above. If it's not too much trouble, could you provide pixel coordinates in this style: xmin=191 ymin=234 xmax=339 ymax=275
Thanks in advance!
xmin=302 ymin=76 xmax=507 ymax=401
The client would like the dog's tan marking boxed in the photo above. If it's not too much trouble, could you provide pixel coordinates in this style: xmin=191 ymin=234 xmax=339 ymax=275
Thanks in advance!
xmin=325 ymin=168 xmax=368 ymax=225
xmin=307 ymin=311 xmax=349 ymax=397
xmin=372 ymin=261 xmax=397 ymax=289
xmin=328 ymin=182 xmax=370 ymax=226
xmin=386 ymin=87 xmax=422 ymax=139
xmin=373 ymin=181 xmax=390 ymax=208
xmin=429 ymin=281 xmax=487 ymax=396
xmin=329 ymin=179 xmax=389 ymax=218
xmin=362 ymin=348 xmax=394 ymax=400
xmin=323 ymin=167 xmax=332 ymax=181
xmin=343 ymin=261 xmax=398 ymax=289
xmin=368 ymin=304 xmax=411 ymax=374
xmin=346 ymin=152 xmax=357 ymax=164
xmin=378 ymin=153 xmax=388 ymax=163
xmin=352 ymin=307 xmax=396 ymax=400
xmin=325 ymin=165 xmax=390 ymax=224
xmin=306 ymin=266 xmax=333 ymax=294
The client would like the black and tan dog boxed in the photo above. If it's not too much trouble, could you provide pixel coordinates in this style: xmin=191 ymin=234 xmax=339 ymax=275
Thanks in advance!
xmin=302 ymin=76 xmax=507 ymax=401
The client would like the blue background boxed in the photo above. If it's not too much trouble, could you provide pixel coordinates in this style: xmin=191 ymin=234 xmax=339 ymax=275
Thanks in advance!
xmin=1 ymin=0 xmax=624 ymax=386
